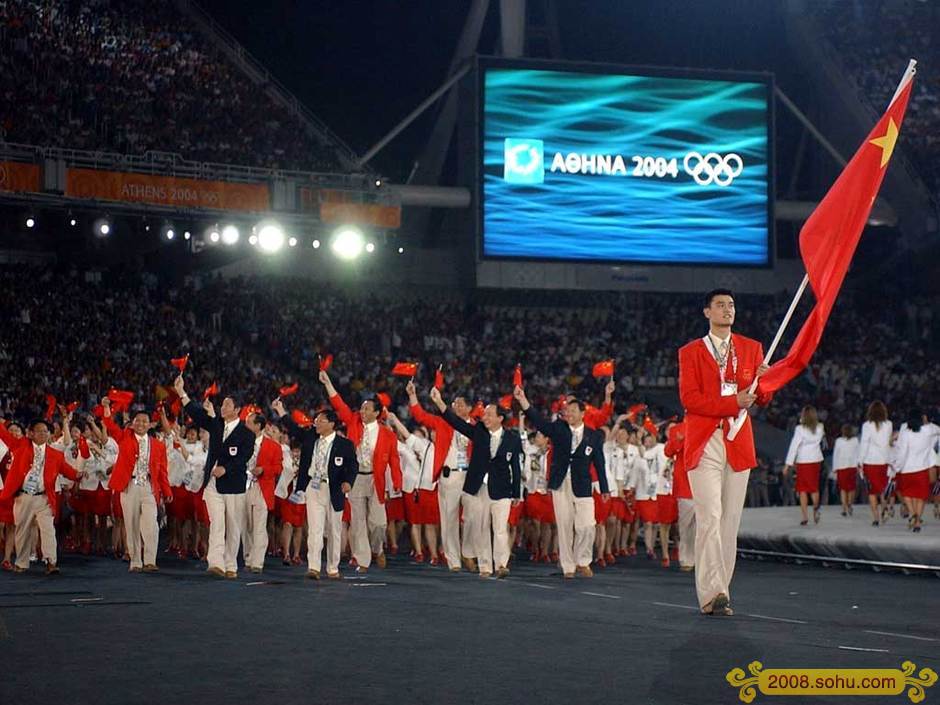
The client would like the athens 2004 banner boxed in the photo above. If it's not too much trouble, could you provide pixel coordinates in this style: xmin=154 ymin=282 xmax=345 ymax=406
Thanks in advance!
xmin=65 ymin=168 xmax=270 ymax=211
xmin=480 ymin=60 xmax=772 ymax=266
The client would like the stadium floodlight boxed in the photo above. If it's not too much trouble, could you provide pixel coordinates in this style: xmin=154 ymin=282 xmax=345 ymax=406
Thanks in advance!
xmin=94 ymin=217 xmax=112 ymax=237
xmin=70 ymin=218 xmax=77 ymax=227
xmin=25 ymin=216 xmax=35 ymax=228
xmin=221 ymin=224 xmax=240 ymax=245
xmin=365 ymin=242 xmax=375 ymax=253
xmin=331 ymin=226 xmax=364 ymax=261
xmin=312 ymin=239 xmax=321 ymax=249
xmin=183 ymin=231 xmax=191 ymax=240
xmin=288 ymin=236 xmax=298 ymax=248
xmin=398 ymin=247 xmax=404 ymax=254
xmin=162 ymin=223 xmax=176 ymax=241
xmin=256 ymin=221 xmax=285 ymax=254
xmin=208 ymin=225 xmax=221 ymax=244
xmin=249 ymin=234 xmax=258 ymax=246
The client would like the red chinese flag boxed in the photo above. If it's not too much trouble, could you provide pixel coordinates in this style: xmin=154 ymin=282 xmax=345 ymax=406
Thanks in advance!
xmin=239 ymin=403 xmax=261 ymax=422
xmin=643 ymin=416 xmax=658 ymax=436
xmin=279 ymin=382 xmax=299 ymax=397
xmin=625 ymin=403 xmax=647 ymax=423
xmin=44 ymin=394 xmax=57 ymax=420
xmin=170 ymin=354 xmax=189 ymax=372
xmin=92 ymin=404 xmax=104 ymax=419
xmin=759 ymin=69 xmax=913 ymax=394
xmin=498 ymin=394 xmax=513 ymax=410
xmin=376 ymin=392 xmax=391 ymax=410
xmin=319 ymin=354 xmax=333 ymax=372
xmin=433 ymin=367 xmax=445 ymax=391
xmin=391 ymin=361 xmax=418 ymax=377
xmin=592 ymin=360 xmax=615 ymax=378
xmin=107 ymin=389 xmax=135 ymax=413
xmin=470 ymin=401 xmax=485 ymax=420
xmin=291 ymin=409 xmax=314 ymax=428
xmin=203 ymin=382 xmax=219 ymax=400
xmin=513 ymin=364 xmax=523 ymax=388
xmin=66 ymin=401 xmax=80 ymax=414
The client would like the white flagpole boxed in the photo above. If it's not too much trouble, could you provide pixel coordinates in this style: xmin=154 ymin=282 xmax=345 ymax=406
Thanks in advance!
xmin=726 ymin=59 xmax=915 ymax=443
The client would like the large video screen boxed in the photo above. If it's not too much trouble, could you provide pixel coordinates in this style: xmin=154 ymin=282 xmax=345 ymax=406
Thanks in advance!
xmin=479 ymin=60 xmax=773 ymax=266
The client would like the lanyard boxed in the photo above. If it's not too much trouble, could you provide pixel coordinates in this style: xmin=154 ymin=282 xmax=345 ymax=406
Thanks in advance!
xmin=707 ymin=335 xmax=738 ymax=384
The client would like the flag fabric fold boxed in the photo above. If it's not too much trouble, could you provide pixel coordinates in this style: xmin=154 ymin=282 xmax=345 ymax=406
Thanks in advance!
xmin=279 ymin=382 xmax=299 ymax=397
xmin=759 ymin=71 xmax=914 ymax=394
xmin=433 ymin=366 xmax=445 ymax=391
xmin=592 ymin=360 xmax=615 ymax=378
xmin=319 ymin=354 xmax=333 ymax=372
xmin=391 ymin=361 xmax=419 ymax=377
xmin=170 ymin=354 xmax=189 ymax=372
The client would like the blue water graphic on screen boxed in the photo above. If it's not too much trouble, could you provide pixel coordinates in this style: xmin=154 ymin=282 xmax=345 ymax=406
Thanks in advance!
xmin=481 ymin=67 xmax=771 ymax=265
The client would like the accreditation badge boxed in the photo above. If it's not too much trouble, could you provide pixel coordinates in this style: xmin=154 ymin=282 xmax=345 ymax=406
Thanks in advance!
xmin=721 ymin=382 xmax=738 ymax=398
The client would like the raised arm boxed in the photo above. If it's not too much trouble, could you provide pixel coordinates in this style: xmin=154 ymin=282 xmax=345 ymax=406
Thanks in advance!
xmin=320 ymin=370 xmax=356 ymax=427
xmin=175 ymin=375 xmax=213 ymax=431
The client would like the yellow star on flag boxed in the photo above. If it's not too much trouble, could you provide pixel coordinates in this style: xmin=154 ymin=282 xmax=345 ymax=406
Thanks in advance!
xmin=869 ymin=117 xmax=899 ymax=168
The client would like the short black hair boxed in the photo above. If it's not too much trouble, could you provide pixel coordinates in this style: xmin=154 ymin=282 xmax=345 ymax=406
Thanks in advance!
xmin=133 ymin=411 xmax=150 ymax=422
xmin=317 ymin=409 xmax=339 ymax=426
xmin=704 ymin=288 xmax=734 ymax=308
xmin=363 ymin=398 xmax=381 ymax=413
xmin=252 ymin=412 xmax=267 ymax=430
xmin=493 ymin=405 xmax=511 ymax=422
xmin=566 ymin=398 xmax=586 ymax=412
xmin=223 ymin=393 xmax=244 ymax=409
xmin=907 ymin=409 xmax=923 ymax=433
xmin=29 ymin=418 xmax=50 ymax=432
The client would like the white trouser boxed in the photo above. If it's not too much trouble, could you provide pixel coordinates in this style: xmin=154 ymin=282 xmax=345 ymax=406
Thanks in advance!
xmin=474 ymin=488 xmax=511 ymax=574
xmin=243 ymin=482 xmax=269 ymax=569
xmin=551 ymin=472 xmax=595 ymax=574
xmin=678 ymin=497 xmax=696 ymax=568
xmin=687 ymin=428 xmax=750 ymax=609
xmin=306 ymin=482 xmax=343 ymax=574
xmin=120 ymin=482 xmax=158 ymax=569
xmin=204 ymin=482 xmax=247 ymax=573
xmin=13 ymin=495 xmax=55 ymax=570
xmin=349 ymin=474 xmax=386 ymax=568
xmin=438 ymin=468 xmax=469 ymax=568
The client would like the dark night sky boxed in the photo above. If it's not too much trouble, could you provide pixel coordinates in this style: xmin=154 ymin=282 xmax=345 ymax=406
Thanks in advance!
xmin=196 ymin=0 xmax=806 ymax=183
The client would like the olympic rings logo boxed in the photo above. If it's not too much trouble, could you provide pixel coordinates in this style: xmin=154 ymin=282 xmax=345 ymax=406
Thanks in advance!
xmin=683 ymin=152 xmax=744 ymax=187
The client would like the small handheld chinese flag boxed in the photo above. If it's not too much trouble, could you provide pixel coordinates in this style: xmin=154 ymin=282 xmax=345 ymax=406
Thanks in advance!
xmin=66 ymin=401 xmax=80 ymax=414
xmin=291 ymin=409 xmax=314 ymax=428
xmin=319 ymin=354 xmax=333 ymax=372
xmin=279 ymin=382 xmax=299 ymax=397
xmin=392 ymin=361 xmax=419 ymax=377
xmin=44 ymin=394 xmax=57 ymax=421
xmin=433 ymin=365 xmax=445 ymax=391
xmin=470 ymin=401 xmax=485 ymax=420
xmin=513 ymin=364 xmax=523 ymax=388
xmin=626 ymin=403 xmax=647 ymax=424
xmin=498 ymin=394 xmax=513 ymax=410
xmin=592 ymin=360 xmax=615 ymax=378
xmin=643 ymin=416 xmax=658 ymax=436
xmin=376 ymin=392 xmax=391 ymax=409
xmin=239 ymin=404 xmax=262 ymax=422
xmin=107 ymin=388 xmax=135 ymax=413
xmin=170 ymin=354 xmax=189 ymax=372
xmin=203 ymin=382 xmax=219 ymax=400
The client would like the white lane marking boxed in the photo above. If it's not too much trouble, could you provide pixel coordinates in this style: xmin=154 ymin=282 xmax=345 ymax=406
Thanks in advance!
xmin=522 ymin=582 xmax=557 ymax=590
xmin=245 ymin=581 xmax=266 ymax=586
xmin=352 ymin=582 xmax=387 ymax=587
xmin=582 ymin=591 xmax=620 ymax=600
xmin=838 ymin=646 xmax=890 ymax=653
xmin=652 ymin=601 xmax=698 ymax=611
xmin=70 ymin=597 xmax=103 ymax=603
xmin=864 ymin=630 xmax=936 ymax=642
xmin=744 ymin=614 xmax=808 ymax=625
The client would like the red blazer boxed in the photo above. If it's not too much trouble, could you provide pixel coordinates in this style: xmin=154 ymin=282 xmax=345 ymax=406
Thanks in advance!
xmin=0 ymin=426 xmax=79 ymax=514
xmin=107 ymin=425 xmax=171 ymax=503
xmin=255 ymin=435 xmax=283 ymax=510
xmin=664 ymin=421 xmax=691 ymax=500
xmin=410 ymin=402 xmax=477 ymax=482
xmin=330 ymin=393 xmax=402 ymax=503
xmin=678 ymin=333 xmax=773 ymax=472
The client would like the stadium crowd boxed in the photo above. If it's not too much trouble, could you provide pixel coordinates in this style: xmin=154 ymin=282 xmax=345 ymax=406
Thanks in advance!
xmin=0 ymin=0 xmax=343 ymax=171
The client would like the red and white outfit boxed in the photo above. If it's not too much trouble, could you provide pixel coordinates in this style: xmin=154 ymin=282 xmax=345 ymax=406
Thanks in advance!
xmin=665 ymin=423 xmax=693 ymax=568
xmin=243 ymin=434 xmax=283 ymax=571
xmin=79 ymin=436 xmax=118 ymax=517
xmin=330 ymin=392 xmax=402 ymax=569
xmin=635 ymin=444 xmax=664 ymax=524
xmin=678 ymin=331 xmax=773 ymax=610
xmin=410 ymin=401 xmax=474 ymax=570
xmin=892 ymin=424 xmax=940 ymax=501
xmin=521 ymin=436 xmax=554 ymax=524
xmin=859 ymin=420 xmax=892 ymax=496
xmin=402 ymin=435 xmax=440 ymax=526
xmin=785 ymin=424 xmax=825 ymax=494
xmin=0 ymin=439 xmax=14 ymax=526
xmin=832 ymin=435 xmax=860 ymax=493
xmin=275 ymin=444 xmax=305 ymax=528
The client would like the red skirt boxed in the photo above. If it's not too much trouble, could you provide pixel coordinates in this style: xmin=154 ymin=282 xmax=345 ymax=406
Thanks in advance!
xmin=403 ymin=490 xmax=440 ymax=525
xmin=277 ymin=497 xmax=306 ymax=527
xmin=896 ymin=470 xmax=930 ymax=500
xmin=863 ymin=464 xmax=889 ymax=496
xmin=168 ymin=486 xmax=194 ymax=520
xmin=656 ymin=494 xmax=678 ymax=524
xmin=836 ymin=468 xmax=857 ymax=493
xmin=610 ymin=496 xmax=632 ymax=522
xmin=0 ymin=496 xmax=13 ymax=524
xmin=385 ymin=496 xmax=405 ymax=522
xmin=507 ymin=500 xmax=524 ymax=527
xmin=636 ymin=498 xmax=658 ymax=524
xmin=593 ymin=491 xmax=611 ymax=523
xmin=342 ymin=498 xmax=351 ymax=524
xmin=525 ymin=493 xmax=555 ymax=524
xmin=110 ymin=490 xmax=124 ymax=520
xmin=194 ymin=488 xmax=210 ymax=524
xmin=795 ymin=462 xmax=821 ymax=494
